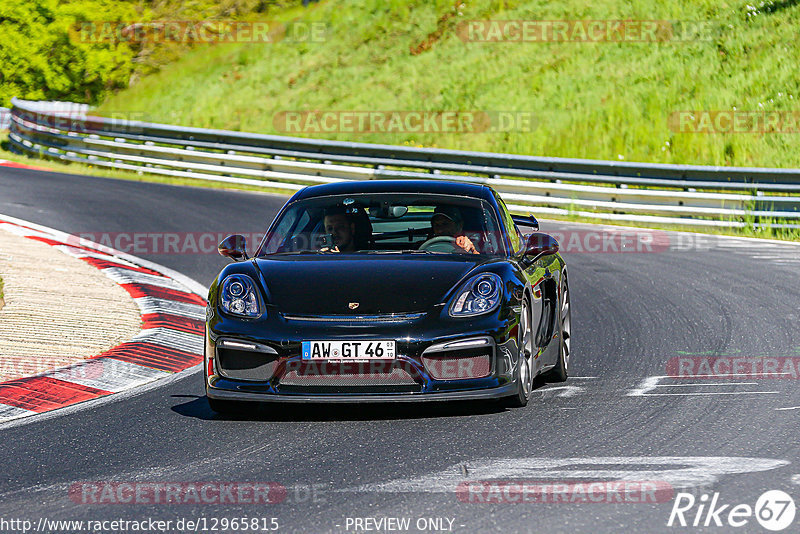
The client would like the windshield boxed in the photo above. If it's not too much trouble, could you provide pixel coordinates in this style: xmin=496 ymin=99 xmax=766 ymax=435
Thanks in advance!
xmin=257 ymin=193 xmax=506 ymax=257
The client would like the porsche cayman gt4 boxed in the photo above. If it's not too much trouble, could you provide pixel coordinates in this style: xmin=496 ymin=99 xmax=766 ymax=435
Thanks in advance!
xmin=204 ymin=180 xmax=570 ymax=411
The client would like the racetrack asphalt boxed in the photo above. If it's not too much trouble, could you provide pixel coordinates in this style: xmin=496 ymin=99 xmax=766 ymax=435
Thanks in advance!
xmin=1 ymin=166 xmax=800 ymax=533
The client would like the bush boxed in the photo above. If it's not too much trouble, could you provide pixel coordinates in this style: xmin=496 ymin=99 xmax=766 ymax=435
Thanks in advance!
xmin=0 ymin=0 xmax=137 ymax=105
xmin=0 ymin=0 xmax=301 ymax=106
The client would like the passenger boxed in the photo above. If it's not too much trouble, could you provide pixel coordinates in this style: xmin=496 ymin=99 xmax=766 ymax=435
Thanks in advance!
xmin=430 ymin=206 xmax=478 ymax=254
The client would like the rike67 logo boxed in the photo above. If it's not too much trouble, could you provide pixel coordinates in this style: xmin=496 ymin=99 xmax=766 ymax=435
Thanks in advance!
xmin=668 ymin=490 xmax=796 ymax=531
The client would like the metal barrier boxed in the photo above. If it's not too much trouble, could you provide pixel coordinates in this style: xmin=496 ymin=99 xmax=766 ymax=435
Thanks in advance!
xmin=2 ymin=101 xmax=89 ymax=132
xmin=8 ymin=98 xmax=800 ymax=228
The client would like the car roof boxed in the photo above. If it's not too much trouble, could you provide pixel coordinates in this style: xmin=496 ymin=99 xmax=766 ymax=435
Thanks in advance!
xmin=291 ymin=180 xmax=495 ymax=202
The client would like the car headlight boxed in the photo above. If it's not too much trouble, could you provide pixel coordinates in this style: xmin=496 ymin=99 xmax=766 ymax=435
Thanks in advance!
xmin=449 ymin=273 xmax=503 ymax=317
xmin=219 ymin=274 xmax=262 ymax=318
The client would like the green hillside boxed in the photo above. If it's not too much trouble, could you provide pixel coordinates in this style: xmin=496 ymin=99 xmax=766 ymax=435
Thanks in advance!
xmin=94 ymin=0 xmax=800 ymax=168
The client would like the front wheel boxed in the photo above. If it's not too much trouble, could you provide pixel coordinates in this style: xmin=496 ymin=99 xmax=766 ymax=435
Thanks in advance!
xmin=503 ymin=298 xmax=534 ymax=407
xmin=543 ymin=276 xmax=570 ymax=382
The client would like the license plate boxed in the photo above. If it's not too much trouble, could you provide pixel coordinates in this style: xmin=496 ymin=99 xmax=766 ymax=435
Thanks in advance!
xmin=301 ymin=340 xmax=395 ymax=361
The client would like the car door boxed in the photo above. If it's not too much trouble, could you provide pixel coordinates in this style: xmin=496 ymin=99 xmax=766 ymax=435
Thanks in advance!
xmin=494 ymin=194 xmax=550 ymax=367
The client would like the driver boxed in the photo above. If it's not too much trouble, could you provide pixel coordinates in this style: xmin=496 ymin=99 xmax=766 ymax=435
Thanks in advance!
xmin=430 ymin=206 xmax=479 ymax=254
xmin=321 ymin=207 xmax=357 ymax=253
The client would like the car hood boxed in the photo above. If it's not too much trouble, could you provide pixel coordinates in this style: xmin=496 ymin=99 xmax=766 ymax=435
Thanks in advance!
xmin=254 ymin=254 xmax=488 ymax=315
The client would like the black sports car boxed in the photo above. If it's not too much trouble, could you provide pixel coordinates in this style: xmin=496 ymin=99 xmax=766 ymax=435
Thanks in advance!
xmin=204 ymin=180 xmax=570 ymax=411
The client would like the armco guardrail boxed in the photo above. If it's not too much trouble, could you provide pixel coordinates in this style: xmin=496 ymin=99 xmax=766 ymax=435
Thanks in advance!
xmin=2 ymin=100 xmax=89 ymax=131
xmin=8 ymin=98 xmax=800 ymax=228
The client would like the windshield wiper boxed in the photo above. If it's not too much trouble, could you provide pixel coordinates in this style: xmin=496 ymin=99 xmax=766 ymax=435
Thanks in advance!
xmin=359 ymin=250 xmax=431 ymax=255
xmin=271 ymin=250 xmax=326 ymax=255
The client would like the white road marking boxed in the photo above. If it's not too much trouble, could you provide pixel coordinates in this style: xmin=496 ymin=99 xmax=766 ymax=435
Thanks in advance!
xmin=653 ymin=382 xmax=759 ymax=387
xmin=628 ymin=376 xmax=663 ymax=396
xmin=629 ymin=376 xmax=781 ymax=397
xmin=341 ymin=457 xmax=790 ymax=494
xmin=775 ymin=406 xmax=800 ymax=411
xmin=638 ymin=391 xmax=780 ymax=396
xmin=714 ymin=238 xmax=800 ymax=269
xmin=540 ymin=385 xmax=585 ymax=398
xmin=677 ymin=373 xmax=795 ymax=378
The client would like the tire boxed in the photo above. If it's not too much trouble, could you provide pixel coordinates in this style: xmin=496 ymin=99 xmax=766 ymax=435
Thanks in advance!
xmin=543 ymin=275 xmax=570 ymax=383
xmin=503 ymin=298 xmax=534 ymax=408
xmin=207 ymin=396 xmax=245 ymax=415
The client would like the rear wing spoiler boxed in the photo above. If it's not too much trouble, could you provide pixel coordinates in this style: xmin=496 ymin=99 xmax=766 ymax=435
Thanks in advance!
xmin=512 ymin=214 xmax=539 ymax=232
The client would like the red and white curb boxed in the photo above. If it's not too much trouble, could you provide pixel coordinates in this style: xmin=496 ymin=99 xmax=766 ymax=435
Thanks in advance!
xmin=0 ymin=214 xmax=208 ymax=424
xmin=0 ymin=159 xmax=52 ymax=172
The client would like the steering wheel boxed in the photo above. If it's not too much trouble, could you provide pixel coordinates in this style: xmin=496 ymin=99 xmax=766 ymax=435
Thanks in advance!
xmin=418 ymin=235 xmax=461 ymax=253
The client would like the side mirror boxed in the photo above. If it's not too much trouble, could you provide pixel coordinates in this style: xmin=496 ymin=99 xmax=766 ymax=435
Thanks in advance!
xmin=512 ymin=214 xmax=539 ymax=232
xmin=523 ymin=232 xmax=559 ymax=263
xmin=218 ymin=234 xmax=249 ymax=261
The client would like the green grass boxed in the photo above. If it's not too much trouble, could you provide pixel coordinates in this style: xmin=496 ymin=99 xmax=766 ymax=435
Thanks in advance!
xmin=96 ymin=0 xmax=800 ymax=168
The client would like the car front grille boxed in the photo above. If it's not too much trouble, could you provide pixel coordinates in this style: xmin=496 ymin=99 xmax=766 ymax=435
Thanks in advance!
xmin=217 ymin=347 xmax=279 ymax=381
xmin=281 ymin=313 xmax=425 ymax=323
xmin=422 ymin=351 xmax=492 ymax=380
xmin=278 ymin=360 xmax=420 ymax=388
xmin=420 ymin=340 xmax=494 ymax=380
